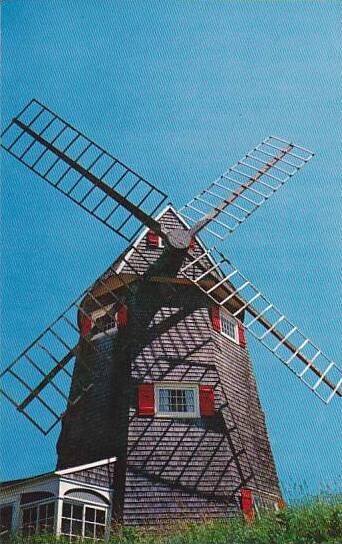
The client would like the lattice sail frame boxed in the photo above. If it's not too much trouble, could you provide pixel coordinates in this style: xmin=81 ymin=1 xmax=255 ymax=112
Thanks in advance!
xmin=178 ymin=136 xmax=314 ymax=241
xmin=0 ymin=233 xmax=169 ymax=435
xmin=0 ymin=261 xmax=139 ymax=434
xmin=181 ymin=248 xmax=342 ymax=404
xmin=1 ymin=99 xmax=167 ymax=242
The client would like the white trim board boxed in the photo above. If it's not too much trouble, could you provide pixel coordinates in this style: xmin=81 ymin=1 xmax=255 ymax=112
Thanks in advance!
xmin=55 ymin=457 xmax=117 ymax=476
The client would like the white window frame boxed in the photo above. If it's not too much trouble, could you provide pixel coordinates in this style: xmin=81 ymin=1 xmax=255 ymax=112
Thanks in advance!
xmin=91 ymin=304 xmax=117 ymax=340
xmin=155 ymin=383 xmax=200 ymax=418
xmin=220 ymin=311 xmax=239 ymax=343
xmin=20 ymin=499 xmax=56 ymax=537
xmin=60 ymin=500 xmax=107 ymax=542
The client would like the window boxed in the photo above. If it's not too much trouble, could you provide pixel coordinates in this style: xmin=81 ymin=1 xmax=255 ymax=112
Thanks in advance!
xmin=220 ymin=313 xmax=238 ymax=342
xmin=155 ymin=384 xmax=199 ymax=417
xmin=94 ymin=313 xmax=117 ymax=334
xmin=21 ymin=501 xmax=55 ymax=537
xmin=147 ymin=230 xmax=164 ymax=248
xmin=0 ymin=504 xmax=13 ymax=541
xmin=253 ymin=493 xmax=285 ymax=517
xmin=61 ymin=502 xmax=106 ymax=542
xmin=91 ymin=304 xmax=117 ymax=340
xmin=138 ymin=383 xmax=215 ymax=417
xmin=240 ymin=489 xmax=284 ymax=522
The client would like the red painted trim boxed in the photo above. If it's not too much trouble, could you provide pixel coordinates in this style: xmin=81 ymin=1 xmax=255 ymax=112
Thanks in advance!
xmin=147 ymin=230 xmax=160 ymax=247
xmin=210 ymin=306 xmax=221 ymax=332
xmin=199 ymin=385 xmax=215 ymax=416
xmin=80 ymin=314 xmax=92 ymax=337
xmin=238 ymin=322 xmax=246 ymax=348
xmin=277 ymin=499 xmax=286 ymax=509
xmin=117 ymin=305 xmax=128 ymax=328
xmin=240 ymin=488 xmax=255 ymax=522
xmin=138 ymin=384 xmax=155 ymax=416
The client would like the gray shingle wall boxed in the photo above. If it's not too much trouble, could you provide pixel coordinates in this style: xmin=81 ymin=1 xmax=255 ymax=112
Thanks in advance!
xmin=56 ymin=207 xmax=281 ymax=526
xmin=214 ymin=335 xmax=280 ymax=497
xmin=65 ymin=462 xmax=116 ymax=488
xmin=57 ymin=335 xmax=124 ymax=468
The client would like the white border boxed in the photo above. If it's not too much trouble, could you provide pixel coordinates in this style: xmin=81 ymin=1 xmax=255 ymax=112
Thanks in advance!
xmin=219 ymin=308 xmax=239 ymax=344
xmin=154 ymin=383 xmax=200 ymax=418
xmin=55 ymin=457 xmax=117 ymax=476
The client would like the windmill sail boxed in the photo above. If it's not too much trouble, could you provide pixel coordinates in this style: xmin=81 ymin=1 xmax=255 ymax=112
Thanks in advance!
xmin=178 ymin=137 xmax=314 ymax=241
xmin=1 ymin=99 xmax=167 ymax=241
xmin=0 ymin=262 xmax=136 ymax=434
xmin=181 ymin=248 xmax=341 ymax=404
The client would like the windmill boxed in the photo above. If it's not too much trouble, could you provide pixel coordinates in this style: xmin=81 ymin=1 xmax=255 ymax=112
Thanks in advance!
xmin=1 ymin=99 xmax=341 ymax=529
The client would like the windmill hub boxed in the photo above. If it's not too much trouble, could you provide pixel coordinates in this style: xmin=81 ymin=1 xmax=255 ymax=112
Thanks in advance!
xmin=166 ymin=228 xmax=192 ymax=250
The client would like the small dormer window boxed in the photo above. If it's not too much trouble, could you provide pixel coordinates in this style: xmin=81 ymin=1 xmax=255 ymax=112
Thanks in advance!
xmin=210 ymin=306 xmax=246 ymax=347
xmin=81 ymin=303 xmax=128 ymax=341
xmin=220 ymin=312 xmax=238 ymax=342
xmin=89 ymin=304 xmax=117 ymax=340
xmin=156 ymin=385 xmax=199 ymax=417
xmin=147 ymin=230 xmax=164 ymax=248
xmin=138 ymin=383 xmax=215 ymax=417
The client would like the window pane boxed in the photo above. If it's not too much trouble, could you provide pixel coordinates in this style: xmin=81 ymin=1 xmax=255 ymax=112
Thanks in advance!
xmin=44 ymin=517 xmax=55 ymax=532
xmin=84 ymin=522 xmax=95 ymax=537
xmin=47 ymin=502 xmax=55 ymax=518
xmin=22 ymin=506 xmax=37 ymax=536
xmin=96 ymin=509 xmax=105 ymax=524
xmin=221 ymin=315 xmax=236 ymax=339
xmin=72 ymin=504 xmax=83 ymax=521
xmin=31 ymin=507 xmax=37 ymax=523
xmin=62 ymin=502 xmax=72 ymax=518
xmin=159 ymin=388 xmax=169 ymax=411
xmin=39 ymin=520 xmax=48 ymax=533
xmin=39 ymin=504 xmax=47 ymax=520
xmin=61 ymin=518 xmax=71 ymax=534
xmin=0 ymin=505 xmax=13 ymax=534
xmin=184 ymin=389 xmax=195 ymax=411
xmin=85 ymin=507 xmax=95 ymax=522
xmin=95 ymin=523 xmax=106 ymax=537
xmin=95 ymin=312 xmax=116 ymax=333
xmin=22 ymin=508 xmax=31 ymax=524
xmin=38 ymin=502 xmax=55 ymax=534
xmin=72 ymin=519 xmax=82 ymax=535
xmin=158 ymin=387 xmax=195 ymax=414
xmin=95 ymin=525 xmax=105 ymax=538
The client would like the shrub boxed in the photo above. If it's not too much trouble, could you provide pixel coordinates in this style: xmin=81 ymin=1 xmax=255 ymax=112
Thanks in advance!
xmin=6 ymin=496 xmax=342 ymax=544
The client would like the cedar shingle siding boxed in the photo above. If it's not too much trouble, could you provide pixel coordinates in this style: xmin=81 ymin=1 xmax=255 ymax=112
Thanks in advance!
xmin=57 ymin=208 xmax=281 ymax=525
xmin=65 ymin=463 xmax=116 ymax=488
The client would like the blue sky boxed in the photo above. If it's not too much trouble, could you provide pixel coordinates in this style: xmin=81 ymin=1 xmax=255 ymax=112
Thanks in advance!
xmin=1 ymin=1 xmax=341 ymax=499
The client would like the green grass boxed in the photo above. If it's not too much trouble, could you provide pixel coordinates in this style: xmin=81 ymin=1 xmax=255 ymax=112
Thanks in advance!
xmin=7 ymin=497 xmax=342 ymax=544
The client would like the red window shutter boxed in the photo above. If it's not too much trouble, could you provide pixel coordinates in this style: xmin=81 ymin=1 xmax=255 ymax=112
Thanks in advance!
xmin=241 ymin=488 xmax=255 ymax=522
xmin=117 ymin=305 xmax=128 ymax=328
xmin=147 ymin=230 xmax=159 ymax=247
xmin=138 ymin=384 xmax=155 ymax=416
xmin=277 ymin=498 xmax=286 ymax=510
xmin=238 ymin=322 xmax=246 ymax=348
xmin=199 ymin=385 xmax=215 ymax=416
xmin=80 ymin=313 xmax=92 ymax=337
xmin=210 ymin=306 xmax=221 ymax=332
